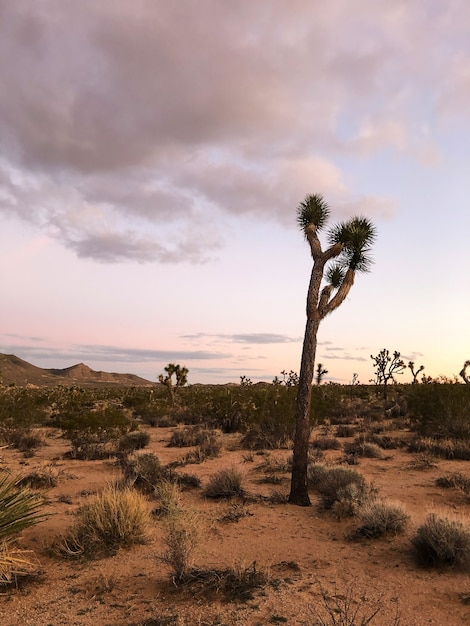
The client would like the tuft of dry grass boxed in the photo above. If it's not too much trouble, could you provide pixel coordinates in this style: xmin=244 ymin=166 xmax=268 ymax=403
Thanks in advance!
xmin=160 ymin=506 xmax=202 ymax=581
xmin=60 ymin=483 xmax=151 ymax=559
xmin=0 ymin=544 xmax=41 ymax=586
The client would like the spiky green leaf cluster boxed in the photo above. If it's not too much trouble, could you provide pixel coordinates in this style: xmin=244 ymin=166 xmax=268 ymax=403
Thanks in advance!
xmin=0 ymin=473 xmax=46 ymax=543
xmin=328 ymin=216 xmax=376 ymax=272
xmin=297 ymin=194 xmax=330 ymax=233
xmin=325 ymin=264 xmax=345 ymax=288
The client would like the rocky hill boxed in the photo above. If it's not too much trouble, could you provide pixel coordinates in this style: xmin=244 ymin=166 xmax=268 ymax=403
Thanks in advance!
xmin=0 ymin=353 xmax=153 ymax=387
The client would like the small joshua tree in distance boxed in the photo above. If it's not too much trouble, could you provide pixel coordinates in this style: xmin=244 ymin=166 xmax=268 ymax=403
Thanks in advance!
xmin=289 ymin=193 xmax=376 ymax=506
xmin=315 ymin=363 xmax=328 ymax=385
xmin=459 ymin=360 xmax=470 ymax=384
xmin=370 ymin=349 xmax=405 ymax=400
xmin=158 ymin=363 xmax=188 ymax=406
xmin=408 ymin=361 xmax=425 ymax=384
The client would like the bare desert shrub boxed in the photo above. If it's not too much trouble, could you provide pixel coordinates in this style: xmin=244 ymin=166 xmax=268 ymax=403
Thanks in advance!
xmin=167 ymin=426 xmax=218 ymax=448
xmin=161 ymin=506 xmax=202 ymax=581
xmin=412 ymin=511 xmax=470 ymax=569
xmin=219 ymin=503 xmax=254 ymax=523
xmin=332 ymin=482 xmax=377 ymax=519
xmin=180 ymin=561 xmax=270 ymax=600
xmin=310 ymin=579 xmax=400 ymax=625
xmin=203 ymin=467 xmax=245 ymax=499
xmin=353 ymin=499 xmax=410 ymax=538
xmin=61 ymin=484 xmax=151 ymax=558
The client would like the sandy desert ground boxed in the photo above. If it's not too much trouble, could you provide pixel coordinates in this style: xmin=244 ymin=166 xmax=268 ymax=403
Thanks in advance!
xmin=1 ymin=422 xmax=470 ymax=626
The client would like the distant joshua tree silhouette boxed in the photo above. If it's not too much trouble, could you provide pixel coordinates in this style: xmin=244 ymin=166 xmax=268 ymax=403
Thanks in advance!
xmin=460 ymin=360 xmax=470 ymax=384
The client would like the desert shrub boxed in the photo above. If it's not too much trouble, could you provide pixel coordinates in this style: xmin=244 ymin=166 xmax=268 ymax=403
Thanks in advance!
xmin=203 ymin=467 xmax=245 ymax=499
xmin=161 ymin=506 xmax=202 ymax=581
xmin=412 ymin=511 xmax=470 ymax=569
xmin=117 ymin=429 xmax=150 ymax=453
xmin=121 ymin=453 xmax=164 ymax=494
xmin=0 ymin=387 xmax=50 ymax=427
xmin=0 ymin=427 xmax=45 ymax=455
xmin=311 ymin=436 xmax=342 ymax=451
xmin=336 ymin=424 xmax=357 ymax=438
xmin=363 ymin=433 xmax=404 ymax=450
xmin=436 ymin=473 xmax=470 ymax=495
xmin=406 ymin=454 xmax=439 ymax=470
xmin=408 ymin=437 xmax=470 ymax=460
xmin=16 ymin=468 xmax=58 ymax=489
xmin=353 ymin=499 xmax=410 ymax=538
xmin=408 ymin=383 xmax=470 ymax=439
xmin=307 ymin=464 xmax=373 ymax=512
xmin=61 ymin=484 xmax=151 ymax=558
xmin=59 ymin=404 xmax=135 ymax=459
xmin=344 ymin=436 xmax=385 ymax=459
xmin=167 ymin=426 xmax=217 ymax=448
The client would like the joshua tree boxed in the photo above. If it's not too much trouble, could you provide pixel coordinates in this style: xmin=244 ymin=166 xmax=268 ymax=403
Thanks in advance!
xmin=315 ymin=363 xmax=328 ymax=385
xmin=370 ymin=349 xmax=405 ymax=399
xmin=460 ymin=360 xmax=470 ymax=384
xmin=289 ymin=194 xmax=376 ymax=506
xmin=158 ymin=363 xmax=188 ymax=405
xmin=408 ymin=361 xmax=425 ymax=384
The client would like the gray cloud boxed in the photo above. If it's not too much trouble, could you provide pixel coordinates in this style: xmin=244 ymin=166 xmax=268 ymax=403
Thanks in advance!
xmin=1 ymin=2 xmax=468 ymax=262
xmin=0 ymin=343 xmax=231 ymax=365
xmin=181 ymin=333 xmax=301 ymax=344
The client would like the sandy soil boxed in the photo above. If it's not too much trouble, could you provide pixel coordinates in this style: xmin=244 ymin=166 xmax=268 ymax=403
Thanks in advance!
xmin=1 ymin=424 xmax=470 ymax=626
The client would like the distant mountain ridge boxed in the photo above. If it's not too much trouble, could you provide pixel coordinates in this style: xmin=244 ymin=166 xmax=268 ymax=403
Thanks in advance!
xmin=0 ymin=353 xmax=154 ymax=387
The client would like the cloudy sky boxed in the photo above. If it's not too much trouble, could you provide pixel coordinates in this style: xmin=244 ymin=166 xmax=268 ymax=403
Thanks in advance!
xmin=1 ymin=1 xmax=469 ymax=384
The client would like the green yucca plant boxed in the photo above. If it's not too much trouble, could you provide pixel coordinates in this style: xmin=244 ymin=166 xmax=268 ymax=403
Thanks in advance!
xmin=0 ymin=472 xmax=46 ymax=543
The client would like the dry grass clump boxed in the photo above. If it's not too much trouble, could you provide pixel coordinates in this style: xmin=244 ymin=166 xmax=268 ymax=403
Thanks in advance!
xmin=60 ymin=484 xmax=151 ymax=558
xmin=335 ymin=424 xmax=357 ymax=438
xmin=203 ymin=467 xmax=246 ymax=499
xmin=412 ymin=511 xmax=470 ymax=569
xmin=154 ymin=480 xmax=181 ymax=517
xmin=405 ymin=454 xmax=439 ymax=470
xmin=352 ymin=499 xmax=410 ymax=539
xmin=0 ymin=545 xmax=41 ymax=586
xmin=161 ymin=506 xmax=202 ymax=581
xmin=167 ymin=426 xmax=220 ymax=448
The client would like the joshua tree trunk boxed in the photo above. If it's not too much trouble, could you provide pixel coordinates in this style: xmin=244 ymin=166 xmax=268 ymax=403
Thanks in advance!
xmin=289 ymin=318 xmax=319 ymax=505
